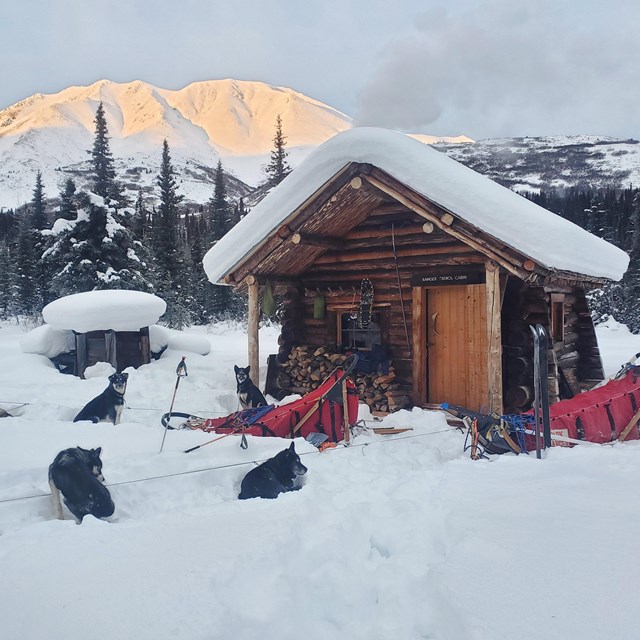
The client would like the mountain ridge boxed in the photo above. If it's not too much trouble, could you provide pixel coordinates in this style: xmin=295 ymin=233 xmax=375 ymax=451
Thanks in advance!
xmin=0 ymin=78 xmax=355 ymax=208
xmin=1 ymin=79 xmax=638 ymax=210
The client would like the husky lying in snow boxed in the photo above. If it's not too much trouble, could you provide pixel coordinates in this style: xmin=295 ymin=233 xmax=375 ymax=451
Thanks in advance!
xmin=239 ymin=442 xmax=307 ymax=500
xmin=49 ymin=447 xmax=115 ymax=523
xmin=74 ymin=372 xmax=128 ymax=425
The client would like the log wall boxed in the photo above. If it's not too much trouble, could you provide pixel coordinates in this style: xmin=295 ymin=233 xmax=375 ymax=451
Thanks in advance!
xmin=273 ymin=206 xmax=486 ymax=410
xmin=501 ymin=278 xmax=605 ymax=413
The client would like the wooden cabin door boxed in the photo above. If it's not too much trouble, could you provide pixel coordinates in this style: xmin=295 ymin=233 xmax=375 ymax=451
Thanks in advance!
xmin=427 ymin=285 xmax=488 ymax=411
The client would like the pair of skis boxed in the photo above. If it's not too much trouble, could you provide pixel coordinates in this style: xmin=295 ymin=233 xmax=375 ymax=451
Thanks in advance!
xmin=530 ymin=324 xmax=551 ymax=459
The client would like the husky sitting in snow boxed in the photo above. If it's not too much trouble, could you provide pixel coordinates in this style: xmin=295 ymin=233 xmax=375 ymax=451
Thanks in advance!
xmin=49 ymin=447 xmax=115 ymax=523
xmin=73 ymin=372 xmax=128 ymax=425
xmin=238 ymin=442 xmax=307 ymax=500
xmin=234 ymin=365 xmax=267 ymax=410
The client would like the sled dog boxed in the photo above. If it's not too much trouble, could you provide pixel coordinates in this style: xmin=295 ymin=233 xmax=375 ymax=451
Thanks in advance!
xmin=48 ymin=446 xmax=115 ymax=523
xmin=74 ymin=372 xmax=128 ymax=424
xmin=234 ymin=365 xmax=267 ymax=410
xmin=238 ymin=442 xmax=307 ymax=500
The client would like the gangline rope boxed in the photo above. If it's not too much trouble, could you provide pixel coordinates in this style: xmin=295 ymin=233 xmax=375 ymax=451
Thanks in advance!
xmin=0 ymin=428 xmax=454 ymax=505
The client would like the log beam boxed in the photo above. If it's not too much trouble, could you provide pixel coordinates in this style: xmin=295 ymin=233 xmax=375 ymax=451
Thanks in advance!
xmin=247 ymin=277 xmax=260 ymax=389
xmin=486 ymin=261 xmax=503 ymax=414
xmin=291 ymin=232 xmax=342 ymax=249
xmin=412 ymin=287 xmax=427 ymax=405
xmin=362 ymin=173 xmax=530 ymax=281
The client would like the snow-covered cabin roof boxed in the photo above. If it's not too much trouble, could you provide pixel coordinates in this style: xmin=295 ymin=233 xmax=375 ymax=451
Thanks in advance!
xmin=43 ymin=290 xmax=166 ymax=333
xmin=203 ymin=127 xmax=629 ymax=283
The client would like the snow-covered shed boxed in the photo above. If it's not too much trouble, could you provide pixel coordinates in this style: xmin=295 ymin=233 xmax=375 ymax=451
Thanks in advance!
xmin=203 ymin=128 xmax=629 ymax=414
xmin=42 ymin=290 xmax=166 ymax=378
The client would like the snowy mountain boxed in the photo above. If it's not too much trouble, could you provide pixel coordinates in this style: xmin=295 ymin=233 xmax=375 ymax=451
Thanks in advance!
xmin=0 ymin=79 xmax=353 ymax=209
xmin=434 ymin=135 xmax=640 ymax=192
xmin=2 ymin=79 xmax=638 ymax=211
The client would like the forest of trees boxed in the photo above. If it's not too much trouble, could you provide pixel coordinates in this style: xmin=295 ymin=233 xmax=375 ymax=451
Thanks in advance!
xmin=0 ymin=107 xmax=291 ymax=327
xmin=525 ymin=187 xmax=640 ymax=332
xmin=0 ymin=104 xmax=638 ymax=335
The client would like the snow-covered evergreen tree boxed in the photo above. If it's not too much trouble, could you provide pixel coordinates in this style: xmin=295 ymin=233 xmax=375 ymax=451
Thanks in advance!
xmin=264 ymin=114 xmax=292 ymax=187
xmin=91 ymin=102 xmax=121 ymax=203
xmin=91 ymin=102 xmax=115 ymax=198
xmin=45 ymin=192 xmax=153 ymax=298
xmin=43 ymin=113 xmax=152 ymax=299
xmin=152 ymin=140 xmax=190 ymax=328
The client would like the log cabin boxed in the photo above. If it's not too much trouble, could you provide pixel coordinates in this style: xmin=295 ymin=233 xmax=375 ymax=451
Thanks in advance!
xmin=203 ymin=128 xmax=629 ymax=414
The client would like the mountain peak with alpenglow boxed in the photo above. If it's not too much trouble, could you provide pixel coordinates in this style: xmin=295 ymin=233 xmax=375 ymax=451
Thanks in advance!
xmin=0 ymin=78 xmax=354 ymax=207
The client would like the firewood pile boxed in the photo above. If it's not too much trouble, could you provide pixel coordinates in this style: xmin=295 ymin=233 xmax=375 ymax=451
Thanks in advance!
xmin=277 ymin=345 xmax=411 ymax=413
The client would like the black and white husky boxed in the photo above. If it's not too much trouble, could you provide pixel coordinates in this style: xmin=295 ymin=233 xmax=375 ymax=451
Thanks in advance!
xmin=48 ymin=447 xmax=115 ymax=523
xmin=238 ymin=442 xmax=308 ymax=500
xmin=74 ymin=372 xmax=128 ymax=424
xmin=234 ymin=365 xmax=267 ymax=410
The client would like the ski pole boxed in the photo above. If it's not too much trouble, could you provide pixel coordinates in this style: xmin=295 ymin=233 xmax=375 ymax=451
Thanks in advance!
xmin=160 ymin=356 xmax=188 ymax=452
xmin=184 ymin=429 xmax=239 ymax=453
xmin=530 ymin=325 xmax=542 ymax=459
xmin=536 ymin=325 xmax=552 ymax=449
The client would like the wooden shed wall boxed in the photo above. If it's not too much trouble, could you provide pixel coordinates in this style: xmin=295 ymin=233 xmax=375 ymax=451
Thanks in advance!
xmin=75 ymin=328 xmax=151 ymax=378
xmin=501 ymin=279 xmax=605 ymax=412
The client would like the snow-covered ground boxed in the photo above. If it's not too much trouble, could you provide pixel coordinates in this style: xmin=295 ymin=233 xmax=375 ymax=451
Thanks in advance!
xmin=1 ymin=318 xmax=640 ymax=639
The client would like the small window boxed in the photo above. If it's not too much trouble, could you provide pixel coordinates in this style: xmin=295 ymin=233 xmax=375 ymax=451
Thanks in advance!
xmin=339 ymin=313 xmax=381 ymax=350
xmin=550 ymin=294 xmax=565 ymax=344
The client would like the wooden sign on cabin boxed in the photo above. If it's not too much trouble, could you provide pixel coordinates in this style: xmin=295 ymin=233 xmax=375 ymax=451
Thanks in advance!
xmin=410 ymin=270 xmax=485 ymax=287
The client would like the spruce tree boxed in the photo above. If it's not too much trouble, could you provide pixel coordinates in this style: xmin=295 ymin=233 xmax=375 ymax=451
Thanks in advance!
xmin=209 ymin=160 xmax=232 ymax=239
xmin=29 ymin=171 xmax=55 ymax=306
xmin=131 ymin=189 xmax=149 ymax=241
xmin=43 ymin=117 xmax=152 ymax=299
xmin=185 ymin=211 xmax=209 ymax=323
xmin=232 ymin=196 xmax=247 ymax=225
xmin=91 ymin=102 xmax=117 ymax=201
xmin=58 ymin=178 xmax=77 ymax=221
xmin=14 ymin=210 xmax=40 ymax=314
xmin=31 ymin=170 xmax=47 ymax=230
xmin=264 ymin=114 xmax=292 ymax=187
xmin=152 ymin=139 xmax=190 ymax=328
xmin=0 ymin=240 xmax=16 ymax=318
xmin=205 ymin=161 xmax=234 ymax=317
xmin=46 ymin=192 xmax=153 ymax=298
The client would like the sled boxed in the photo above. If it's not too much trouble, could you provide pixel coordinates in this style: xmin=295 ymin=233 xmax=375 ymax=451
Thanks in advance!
xmin=523 ymin=364 xmax=640 ymax=445
xmin=162 ymin=356 xmax=360 ymax=446
xmin=444 ymin=363 xmax=640 ymax=455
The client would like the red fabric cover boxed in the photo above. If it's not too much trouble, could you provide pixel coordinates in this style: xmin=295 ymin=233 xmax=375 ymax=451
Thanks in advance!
xmin=199 ymin=370 xmax=359 ymax=442
xmin=526 ymin=367 xmax=640 ymax=445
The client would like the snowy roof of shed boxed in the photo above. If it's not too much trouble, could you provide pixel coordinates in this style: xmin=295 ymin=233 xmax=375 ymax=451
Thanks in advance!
xmin=43 ymin=290 xmax=166 ymax=333
xmin=203 ymin=127 xmax=629 ymax=283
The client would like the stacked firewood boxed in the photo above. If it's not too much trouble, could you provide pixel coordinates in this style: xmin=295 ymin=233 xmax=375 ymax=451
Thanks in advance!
xmin=279 ymin=345 xmax=410 ymax=413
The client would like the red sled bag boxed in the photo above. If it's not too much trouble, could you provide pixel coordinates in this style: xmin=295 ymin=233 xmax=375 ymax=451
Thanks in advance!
xmin=525 ymin=366 xmax=640 ymax=444
xmin=198 ymin=369 xmax=359 ymax=443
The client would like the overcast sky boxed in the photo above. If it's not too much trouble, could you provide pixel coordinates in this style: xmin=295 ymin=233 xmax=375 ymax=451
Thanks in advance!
xmin=2 ymin=0 xmax=639 ymax=140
